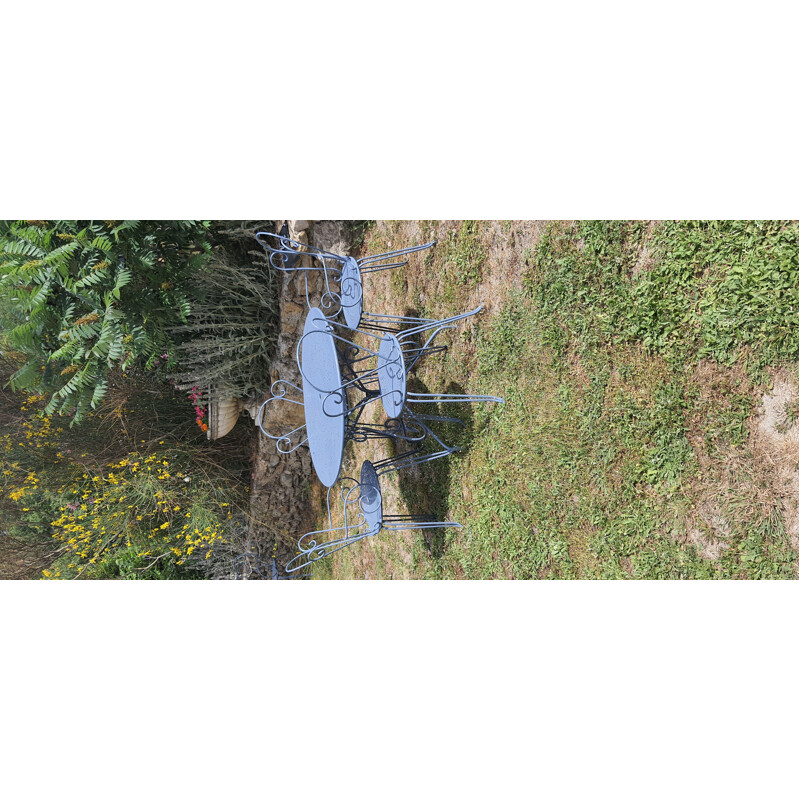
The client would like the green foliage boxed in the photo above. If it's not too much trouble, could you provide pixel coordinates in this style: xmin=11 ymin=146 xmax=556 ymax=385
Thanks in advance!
xmin=523 ymin=220 xmax=799 ymax=373
xmin=88 ymin=544 xmax=204 ymax=580
xmin=632 ymin=220 xmax=799 ymax=371
xmin=343 ymin=220 xmax=376 ymax=250
xmin=719 ymin=511 xmax=797 ymax=580
xmin=0 ymin=220 xmax=212 ymax=423
xmin=523 ymin=220 xmax=643 ymax=356
xmin=444 ymin=220 xmax=486 ymax=287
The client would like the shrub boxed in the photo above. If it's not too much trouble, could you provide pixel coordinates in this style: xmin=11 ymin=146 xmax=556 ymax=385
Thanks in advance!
xmin=0 ymin=220 xmax=212 ymax=423
xmin=169 ymin=249 xmax=278 ymax=401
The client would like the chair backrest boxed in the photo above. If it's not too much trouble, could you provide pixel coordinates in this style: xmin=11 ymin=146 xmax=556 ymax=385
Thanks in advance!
xmin=255 ymin=380 xmax=308 ymax=453
xmin=255 ymin=230 xmax=346 ymax=272
xmin=255 ymin=230 xmax=303 ymax=270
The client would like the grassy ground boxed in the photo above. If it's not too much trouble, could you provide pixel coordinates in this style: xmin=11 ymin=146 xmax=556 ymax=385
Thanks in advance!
xmin=312 ymin=220 xmax=798 ymax=580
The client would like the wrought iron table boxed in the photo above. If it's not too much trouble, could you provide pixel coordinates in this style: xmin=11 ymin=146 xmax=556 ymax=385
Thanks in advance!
xmin=299 ymin=307 xmax=346 ymax=488
xmin=260 ymin=308 xmax=470 ymax=483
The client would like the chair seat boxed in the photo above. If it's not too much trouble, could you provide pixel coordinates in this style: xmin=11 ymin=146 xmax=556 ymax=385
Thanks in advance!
xmin=359 ymin=460 xmax=383 ymax=534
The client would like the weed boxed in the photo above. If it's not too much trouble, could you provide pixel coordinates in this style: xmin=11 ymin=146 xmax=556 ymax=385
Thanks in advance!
xmin=779 ymin=399 xmax=799 ymax=432
xmin=444 ymin=221 xmax=487 ymax=287
xmin=343 ymin=220 xmax=376 ymax=251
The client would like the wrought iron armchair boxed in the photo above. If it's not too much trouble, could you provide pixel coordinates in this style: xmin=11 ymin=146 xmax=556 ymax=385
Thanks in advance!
xmin=254 ymin=378 xmax=463 ymax=462
xmin=296 ymin=303 xmax=505 ymax=421
xmin=284 ymin=459 xmax=461 ymax=573
xmin=254 ymin=228 xmax=437 ymax=329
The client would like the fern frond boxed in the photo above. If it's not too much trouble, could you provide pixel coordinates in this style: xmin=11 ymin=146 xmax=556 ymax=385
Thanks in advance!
xmin=91 ymin=236 xmax=113 ymax=253
xmin=90 ymin=379 xmax=107 ymax=408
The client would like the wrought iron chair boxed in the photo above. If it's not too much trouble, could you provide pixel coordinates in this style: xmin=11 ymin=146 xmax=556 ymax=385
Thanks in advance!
xmin=254 ymin=378 xmax=462 ymax=461
xmin=254 ymin=228 xmax=437 ymax=329
xmin=284 ymin=459 xmax=461 ymax=573
xmin=296 ymin=304 xmax=505 ymax=420
xmin=271 ymin=221 xmax=302 ymax=269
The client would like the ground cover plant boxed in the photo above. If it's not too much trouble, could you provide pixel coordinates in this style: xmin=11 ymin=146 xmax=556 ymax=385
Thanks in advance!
xmin=311 ymin=220 xmax=798 ymax=580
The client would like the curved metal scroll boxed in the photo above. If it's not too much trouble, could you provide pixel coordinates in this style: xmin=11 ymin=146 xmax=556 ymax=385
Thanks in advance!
xmin=284 ymin=478 xmax=377 ymax=573
xmin=255 ymin=380 xmax=308 ymax=454
xmin=283 ymin=461 xmax=462 ymax=575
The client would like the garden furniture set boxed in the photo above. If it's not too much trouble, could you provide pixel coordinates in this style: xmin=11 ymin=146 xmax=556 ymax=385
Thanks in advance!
xmin=254 ymin=227 xmax=503 ymax=574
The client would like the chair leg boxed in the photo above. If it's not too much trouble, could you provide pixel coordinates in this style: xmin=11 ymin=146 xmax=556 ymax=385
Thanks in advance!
xmin=371 ymin=414 xmax=460 ymax=474
xmin=357 ymin=240 xmax=437 ymax=272
xmin=383 ymin=513 xmax=437 ymax=523
xmin=406 ymin=391 xmax=505 ymax=406
xmin=400 ymin=324 xmax=455 ymax=373
xmin=380 ymin=520 xmax=463 ymax=531
xmin=346 ymin=418 xmax=428 ymax=445
xmin=358 ymin=312 xmax=439 ymax=334
xmin=358 ymin=306 xmax=482 ymax=342
xmin=395 ymin=305 xmax=484 ymax=339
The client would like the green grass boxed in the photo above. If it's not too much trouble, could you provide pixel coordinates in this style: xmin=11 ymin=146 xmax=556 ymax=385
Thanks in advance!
xmin=443 ymin=220 xmax=486 ymax=287
xmin=315 ymin=220 xmax=798 ymax=580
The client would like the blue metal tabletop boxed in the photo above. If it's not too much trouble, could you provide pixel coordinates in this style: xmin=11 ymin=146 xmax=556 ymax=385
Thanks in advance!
xmin=300 ymin=308 xmax=346 ymax=488
xmin=377 ymin=333 xmax=406 ymax=419
xmin=340 ymin=257 xmax=363 ymax=329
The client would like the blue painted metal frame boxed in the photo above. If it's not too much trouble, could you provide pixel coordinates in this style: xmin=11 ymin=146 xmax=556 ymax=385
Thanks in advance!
xmin=256 ymin=307 xmax=475 ymax=484
xmin=283 ymin=459 xmax=462 ymax=574
xmin=297 ymin=304 xmax=505 ymax=421
xmin=254 ymin=228 xmax=437 ymax=330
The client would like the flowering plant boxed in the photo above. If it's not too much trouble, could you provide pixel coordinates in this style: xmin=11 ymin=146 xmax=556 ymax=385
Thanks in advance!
xmin=188 ymin=386 xmax=208 ymax=432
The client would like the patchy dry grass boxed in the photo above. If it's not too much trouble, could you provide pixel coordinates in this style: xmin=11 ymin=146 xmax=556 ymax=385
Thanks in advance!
xmin=308 ymin=220 xmax=798 ymax=579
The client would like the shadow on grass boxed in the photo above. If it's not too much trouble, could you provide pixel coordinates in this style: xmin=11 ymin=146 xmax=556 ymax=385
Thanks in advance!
xmin=394 ymin=377 xmax=477 ymax=558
